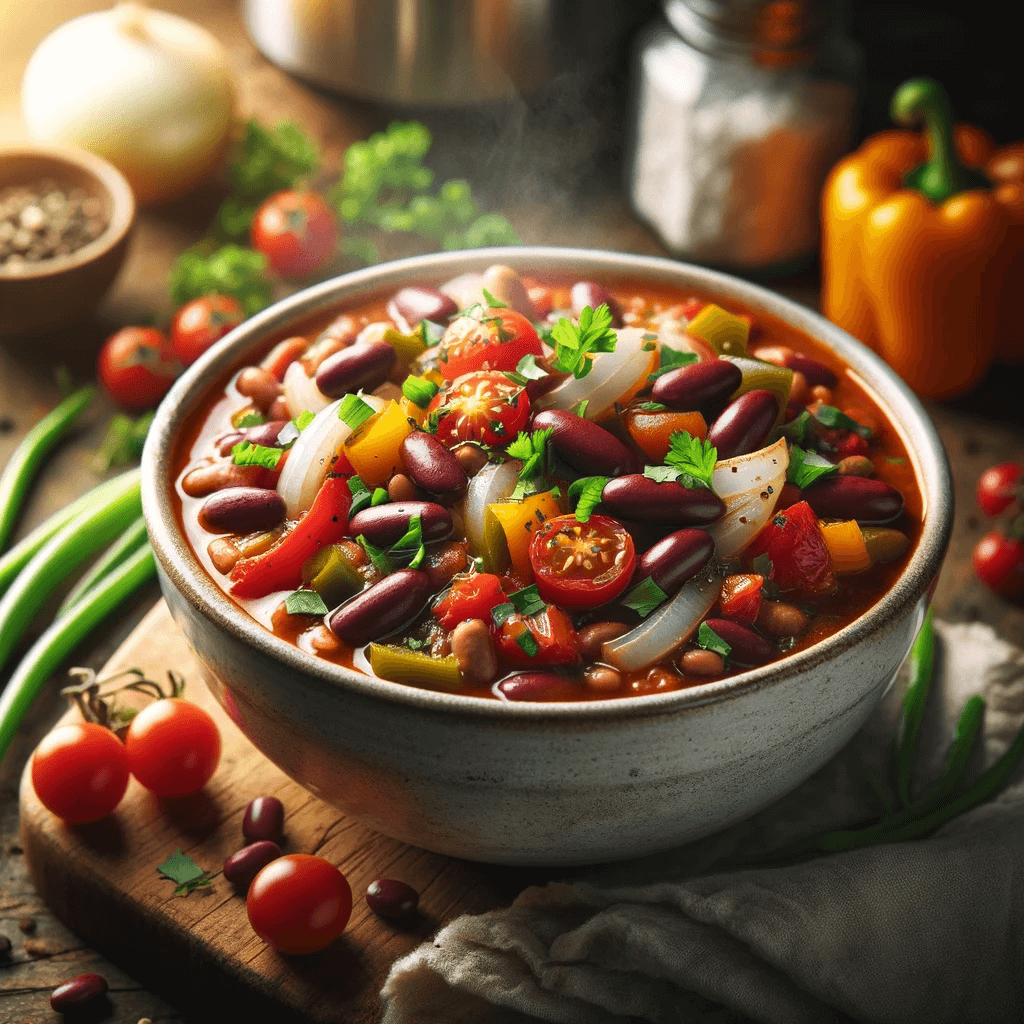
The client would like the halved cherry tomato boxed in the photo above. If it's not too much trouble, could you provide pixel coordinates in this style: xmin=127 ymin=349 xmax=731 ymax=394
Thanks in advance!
xmin=428 ymin=371 xmax=530 ymax=448
xmin=746 ymin=501 xmax=836 ymax=596
xmin=495 ymin=606 xmax=579 ymax=666
xmin=170 ymin=294 xmax=245 ymax=366
xmin=97 ymin=326 xmax=181 ymax=411
xmin=251 ymin=190 xmax=338 ymax=278
xmin=976 ymin=463 xmax=1022 ymax=517
xmin=436 ymin=308 xmax=542 ymax=381
xmin=718 ymin=574 xmax=764 ymax=624
xmin=528 ymin=514 xmax=636 ymax=609
xmin=432 ymin=573 xmax=506 ymax=629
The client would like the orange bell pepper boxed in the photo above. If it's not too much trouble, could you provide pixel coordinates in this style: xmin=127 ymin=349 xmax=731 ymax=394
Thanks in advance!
xmin=822 ymin=78 xmax=1024 ymax=398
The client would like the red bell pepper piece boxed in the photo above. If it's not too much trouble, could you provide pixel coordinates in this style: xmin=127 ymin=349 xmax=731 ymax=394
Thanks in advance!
xmin=495 ymin=607 xmax=579 ymax=667
xmin=746 ymin=501 xmax=836 ymax=596
xmin=229 ymin=474 xmax=352 ymax=599
xmin=432 ymin=573 xmax=506 ymax=630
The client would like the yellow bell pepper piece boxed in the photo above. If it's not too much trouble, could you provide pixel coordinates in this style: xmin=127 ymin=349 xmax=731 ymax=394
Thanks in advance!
xmin=486 ymin=490 xmax=563 ymax=582
xmin=819 ymin=520 xmax=872 ymax=574
xmin=685 ymin=304 xmax=750 ymax=357
xmin=344 ymin=401 xmax=414 ymax=486
xmin=726 ymin=357 xmax=793 ymax=429
xmin=383 ymin=327 xmax=427 ymax=363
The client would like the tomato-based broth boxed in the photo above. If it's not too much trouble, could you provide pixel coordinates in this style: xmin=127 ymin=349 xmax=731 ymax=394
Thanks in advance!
xmin=175 ymin=269 xmax=923 ymax=702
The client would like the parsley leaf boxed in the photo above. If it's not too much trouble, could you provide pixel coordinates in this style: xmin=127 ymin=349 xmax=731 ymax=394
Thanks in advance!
xmin=664 ymin=433 xmax=718 ymax=489
xmin=231 ymin=441 xmax=283 ymax=469
xmin=421 ymin=319 xmax=446 ymax=347
xmin=402 ymin=376 xmax=440 ymax=408
xmin=697 ymin=622 xmax=731 ymax=661
xmin=621 ymin=577 xmax=669 ymax=617
xmin=482 ymin=287 xmax=508 ymax=308
xmin=515 ymin=630 xmax=540 ymax=657
xmin=751 ymin=553 xmax=774 ymax=579
xmin=636 ymin=401 xmax=667 ymax=411
xmin=648 ymin=348 xmax=698 ymax=382
xmin=550 ymin=304 xmax=617 ymax=379
xmin=506 ymin=428 xmax=553 ymax=501
xmin=371 ymin=487 xmax=389 ymax=506
xmin=787 ymin=445 xmax=838 ymax=490
xmin=491 ymin=602 xmax=515 ymax=628
xmin=813 ymin=405 xmax=872 ymax=439
xmin=389 ymin=512 xmax=426 ymax=568
xmin=568 ymin=476 xmax=608 ymax=523
xmin=643 ymin=465 xmax=680 ymax=484
xmin=778 ymin=410 xmax=816 ymax=447
xmin=285 ymin=590 xmax=329 ymax=616
xmin=347 ymin=475 xmax=373 ymax=516
xmin=233 ymin=410 xmax=266 ymax=429
xmin=338 ymin=393 xmax=376 ymax=430
xmin=275 ymin=409 xmax=316 ymax=448
xmin=157 ymin=849 xmax=213 ymax=898
xmin=358 ymin=534 xmax=393 ymax=575
xmin=515 ymin=353 xmax=548 ymax=380
xmin=572 ymin=399 xmax=590 ymax=419
xmin=508 ymin=584 xmax=546 ymax=617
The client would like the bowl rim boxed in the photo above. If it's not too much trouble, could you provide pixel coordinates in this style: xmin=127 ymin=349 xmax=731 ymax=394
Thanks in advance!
xmin=142 ymin=246 xmax=953 ymax=722
xmin=0 ymin=143 xmax=135 ymax=280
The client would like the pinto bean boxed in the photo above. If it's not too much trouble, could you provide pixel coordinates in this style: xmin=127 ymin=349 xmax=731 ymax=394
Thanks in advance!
xmin=531 ymin=409 xmax=639 ymax=477
xmin=680 ymin=649 xmax=725 ymax=676
xmin=387 ymin=286 xmax=458 ymax=331
xmin=570 ymin=281 xmax=623 ymax=326
xmin=584 ymin=666 xmax=623 ymax=692
xmin=707 ymin=390 xmax=778 ymax=459
xmin=861 ymin=527 xmax=909 ymax=564
xmin=453 ymin=443 xmax=489 ymax=477
xmin=756 ymin=601 xmax=809 ymax=638
xmin=235 ymin=366 xmax=282 ymax=412
xmin=181 ymin=461 xmax=274 ymax=497
xmin=261 ymin=336 xmax=308 ymax=380
xmin=349 ymin=501 xmax=453 ymax=547
xmin=703 ymin=618 xmax=776 ymax=666
xmin=637 ymin=528 xmax=715 ymax=595
xmin=315 ymin=341 xmax=396 ymax=398
xmin=577 ymin=621 xmax=629 ymax=661
xmin=327 ymin=570 xmax=433 ymax=644
xmin=481 ymin=264 xmax=537 ymax=318
xmin=838 ymin=455 xmax=875 ymax=477
xmin=651 ymin=359 xmax=743 ymax=415
xmin=387 ymin=473 xmax=419 ymax=502
xmin=269 ymin=396 xmax=292 ymax=421
xmin=400 ymin=432 xmax=468 ymax=498
xmin=301 ymin=336 xmax=346 ymax=374
xmin=208 ymin=537 xmax=241 ymax=574
xmin=451 ymin=619 xmax=498 ymax=683
xmin=199 ymin=487 xmax=287 ymax=534
xmin=804 ymin=476 xmax=904 ymax=523
xmin=601 ymin=475 xmax=725 ymax=527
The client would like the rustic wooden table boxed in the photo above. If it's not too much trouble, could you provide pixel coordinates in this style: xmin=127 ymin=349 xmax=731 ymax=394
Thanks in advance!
xmin=2 ymin=3 xmax=1023 ymax=1022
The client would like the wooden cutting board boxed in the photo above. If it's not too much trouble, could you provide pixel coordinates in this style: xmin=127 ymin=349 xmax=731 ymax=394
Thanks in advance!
xmin=19 ymin=601 xmax=555 ymax=1024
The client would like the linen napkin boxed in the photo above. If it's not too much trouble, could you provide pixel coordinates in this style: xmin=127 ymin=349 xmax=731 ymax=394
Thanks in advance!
xmin=381 ymin=620 xmax=1024 ymax=1024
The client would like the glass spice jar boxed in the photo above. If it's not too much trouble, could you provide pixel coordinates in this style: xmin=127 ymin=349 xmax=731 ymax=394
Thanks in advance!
xmin=627 ymin=0 xmax=860 ymax=276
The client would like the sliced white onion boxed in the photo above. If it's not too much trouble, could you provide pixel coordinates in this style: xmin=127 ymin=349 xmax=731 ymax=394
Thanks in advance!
xmin=276 ymin=393 xmax=386 ymax=517
xmin=535 ymin=327 xmax=653 ymax=420
xmin=439 ymin=271 xmax=485 ymax=311
xmin=603 ymin=561 xmax=722 ymax=672
xmin=706 ymin=437 xmax=789 ymax=557
xmin=282 ymin=360 xmax=332 ymax=420
xmin=462 ymin=459 xmax=521 ymax=558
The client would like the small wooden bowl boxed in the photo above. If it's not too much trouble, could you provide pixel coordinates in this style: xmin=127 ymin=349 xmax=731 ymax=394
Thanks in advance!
xmin=0 ymin=144 xmax=135 ymax=337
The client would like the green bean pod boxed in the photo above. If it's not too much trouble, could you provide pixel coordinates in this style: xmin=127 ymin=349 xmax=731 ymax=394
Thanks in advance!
xmin=58 ymin=515 xmax=150 ymax=616
xmin=892 ymin=606 xmax=936 ymax=807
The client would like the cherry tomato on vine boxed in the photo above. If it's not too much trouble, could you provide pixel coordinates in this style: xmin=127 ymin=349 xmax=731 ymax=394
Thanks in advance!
xmin=528 ymin=514 xmax=636 ymax=609
xmin=428 ymin=371 xmax=530 ymax=448
xmin=436 ymin=307 xmax=543 ymax=381
xmin=97 ymin=327 xmax=181 ymax=411
xmin=123 ymin=699 xmax=220 ymax=798
xmin=247 ymin=854 xmax=352 ymax=954
xmin=170 ymin=294 xmax=245 ymax=367
xmin=251 ymin=190 xmax=338 ymax=278
xmin=31 ymin=723 xmax=130 ymax=823
xmin=976 ymin=463 xmax=1022 ymax=517
xmin=973 ymin=530 xmax=1024 ymax=601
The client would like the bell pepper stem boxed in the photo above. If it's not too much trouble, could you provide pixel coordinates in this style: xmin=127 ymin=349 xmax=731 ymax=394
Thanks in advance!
xmin=891 ymin=77 xmax=987 ymax=203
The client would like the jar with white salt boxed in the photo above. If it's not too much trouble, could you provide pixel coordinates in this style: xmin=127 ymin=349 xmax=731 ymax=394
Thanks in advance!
xmin=627 ymin=0 xmax=860 ymax=275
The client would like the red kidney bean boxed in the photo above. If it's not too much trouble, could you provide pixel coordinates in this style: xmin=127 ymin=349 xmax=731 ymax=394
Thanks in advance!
xmin=494 ymin=672 xmax=582 ymax=702
xmin=348 ymin=501 xmax=453 ymax=547
xmin=223 ymin=840 xmax=282 ymax=888
xmin=387 ymin=286 xmax=458 ymax=330
xmin=570 ymin=281 xmax=623 ymax=326
xmin=400 ymin=432 xmax=468 ymax=498
xmin=651 ymin=359 xmax=743 ymax=415
xmin=199 ymin=487 xmax=287 ymax=534
xmin=531 ymin=409 xmax=639 ymax=477
xmin=50 ymin=973 xmax=108 ymax=1012
xmin=315 ymin=341 xmax=396 ymax=399
xmin=704 ymin=618 xmax=777 ymax=666
xmin=803 ymin=476 xmax=904 ymax=524
xmin=708 ymin=389 xmax=778 ymax=459
xmin=241 ymin=419 xmax=290 ymax=449
xmin=601 ymin=475 xmax=725 ymax=527
xmin=637 ymin=528 xmax=715 ymax=596
xmin=328 ymin=569 xmax=433 ymax=644
xmin=786 ymin=353 xmax=837 ymax=388
xmin=243 ymin=796 xmax=285 ymax=843
xmin=366 ymin=878 xmax=419 ymax=919
xmin=216 ymin=430 xmax=244 ymax=456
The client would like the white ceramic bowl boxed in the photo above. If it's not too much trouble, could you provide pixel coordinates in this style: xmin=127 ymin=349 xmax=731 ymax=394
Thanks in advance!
xmin=142 ymin=248 xmax=952 ymax=865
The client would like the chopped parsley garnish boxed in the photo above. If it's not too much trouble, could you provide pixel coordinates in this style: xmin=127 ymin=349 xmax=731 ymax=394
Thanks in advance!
xmin=389 ymin=512 xmax=426 ymax=568
xmin=402 ymin=375 xmax=440 ymax=408
xmin=751 ymin=553 xmax=774 ymax=579
xmin=886 ymin=456 xmax=906 ymax=465
xmin=233 ymin=410 xmax=266 ymax=429
xmin=643 ymin=465 xmax=680 ymax=484
xmin=787 ymin=444 xmax=839 ymax=490
xmin=358 ymin=534 xmax=393 ymax=575
xmin=482 ymin=287 xmax=508 ymax=308
xmin=621 ymin=576 xmax=669 ymax=617
xmin=664 ymin=432 xmax=718 ymax=490
xmin=697 ymin=621 xmax=732 ymax=661
xmin=568 ymin=476 xmax=608 ymax=523
xmin=338 ymin=393 xmax=376 ymax=430
xmin=636 ymin=402 xmax=668 ymax=411
xmin=515 ymin=353 xmax=547 ymax=380
xmin=778 ymin=410 xmax=815 ymax=447
xmin=506 ymin=428 xmax=553 ymax=501
xmin=285 ymin=590 xmax=330 ymax=616
xmin=813 ymin=405 xmax=872 ymax=439
xmin=420 ymin=319 xmax=446 ymax=347
xmin=348 ymin=475 xmax=373 ymax=516
xmin=157 ymin=849 xmax=213 ymax=897
xmin=371 ymin=487 xmax=390 ymax=506
xmin=549 ymin=304 xmax=617 ymax=379
xmin=275 ymin=409 xmax=316 ymax=447
xmin=508 ymin=584 xmax=546 ymax=617
xmin=406 ymin=636 xmax=427 ymax=651
xmin=514 ymin=630 xmax=540 ymax=657
xmin=648 ymin=348 xmax=698 ymax=382
xmin=231 ymin=441 xmax=283 ymax=469
xmin=572 ymin=399 xmax=590 ymax=419
xmin=491 ymin=602 xmax=516 ymax=628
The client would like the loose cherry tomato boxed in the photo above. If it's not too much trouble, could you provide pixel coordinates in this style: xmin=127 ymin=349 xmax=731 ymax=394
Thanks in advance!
xmin=718 ymin=574 xmax=764 ymax=624
xmin=170 ymin=294 xmax=245 ymax=366
xmin=251 ymin=190 xmax=338 ymax=278
xmin=436 ymin=307 xmax=542 ymax=381
xmin=746 ymin=501 xmax=836 ymax=596
xmin=973 ymin=530 xmax=1024 ymax=600
xmin=123 ymin=699 xmax=221 ymax=798
xmin=247 ymin=854 xmax=352 ymax=954
xmin=495 ymin=606 xmax=580 ymax=666
xmin=976 ymin=463 xmax=1022 ymax=517
xmin=97 ymin=327 xmax=181 ymax=411
xmin=428 ymin=371 xmax=530 ymax=448
xmin=528 ymin=514 xmax=636 ymax=609
xmin=31 ymin=723 xmax=130 ymax=823
xmin=432 ymin=573 xmax=506 ymax=629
